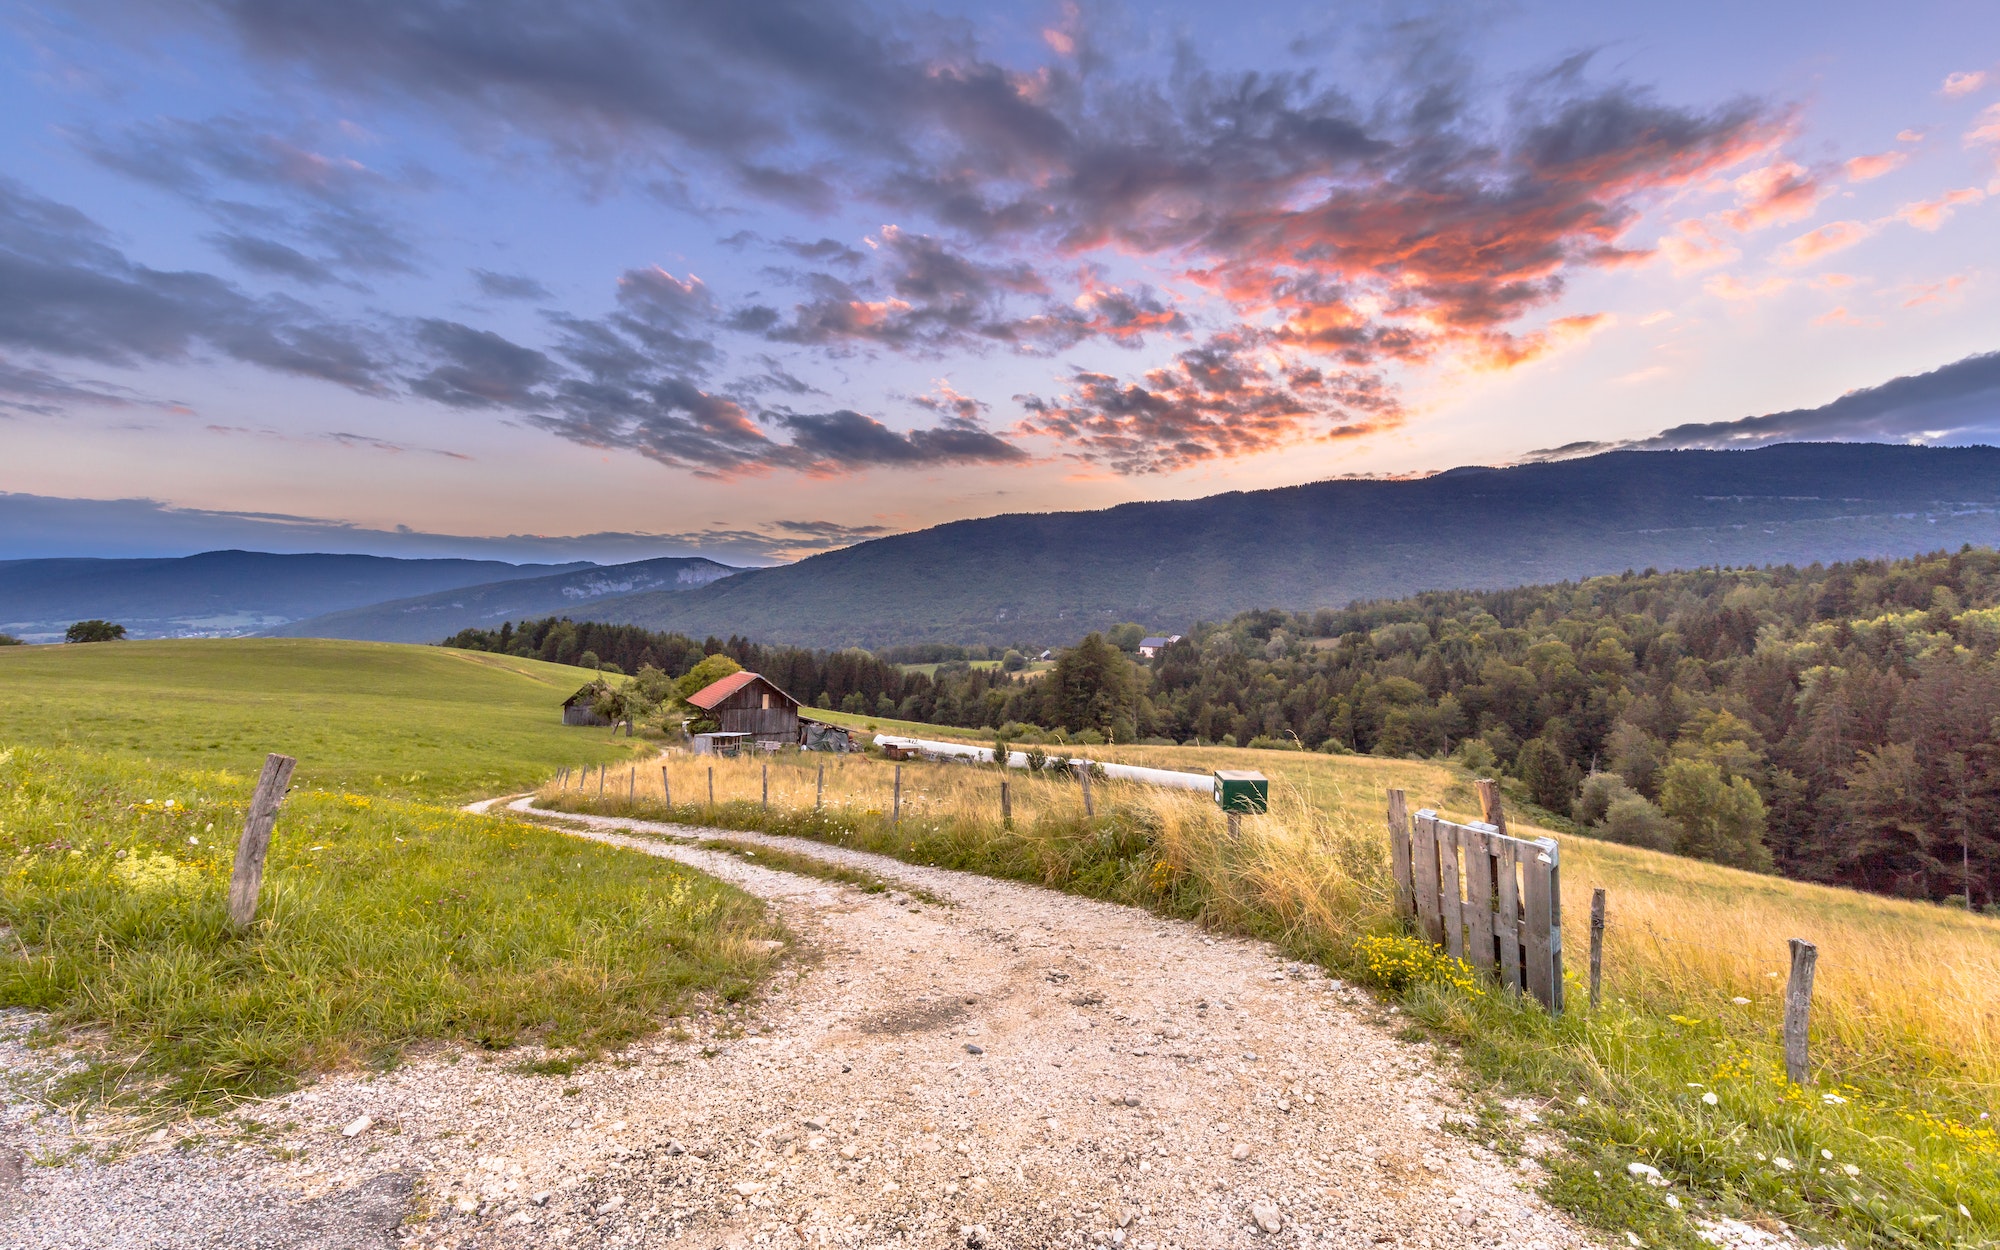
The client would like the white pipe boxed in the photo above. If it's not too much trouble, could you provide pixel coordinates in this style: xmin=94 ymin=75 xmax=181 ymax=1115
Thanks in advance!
xmin=871 ymin=734 xmax=1214 ymax=793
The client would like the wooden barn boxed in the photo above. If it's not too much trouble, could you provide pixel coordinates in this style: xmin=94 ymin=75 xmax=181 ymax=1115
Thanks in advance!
xmin=685 ymin=671 xmax=800 ymax=749
xmin=561 ymin=682 xmax=613 ymax=727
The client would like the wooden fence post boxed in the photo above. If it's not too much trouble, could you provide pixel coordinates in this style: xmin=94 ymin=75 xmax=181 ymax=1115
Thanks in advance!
xmin=1227 ymin=811 xmax=1241 ymax=841
xmin=661 ymin=765 xmax=670 ymax=806
xmin=762 ymin=763 xmax=769 ymax=810
xmin=1000 ymin=779 xmax=1012 ymax=828
xmin=893 ymin=764 xmax=902 ymax=827
xmin=1475 ymin=779 xmax=1507 ymax=835
xmin=1589 ymin=888 xmax=1606 ymax=1009
xmin=1387 ymin=789 xmax=1413 ymax=923
xmin=816 ymin=764 xmax=824 ymax=810
xmin=1784 ymin=938 xmax=1818 ymax=1085
xmin=628 ymin=766 xmax=635 ymax=801
xmin=226 ymin=753 xmax=297 ymax=929
xmin=1079 ymin=761 xmax=1094 ymax=817
xmin=597 ymin=767 xmax=605 ymax=799
xmin=707 ymin=766 xmax=714 ymax=808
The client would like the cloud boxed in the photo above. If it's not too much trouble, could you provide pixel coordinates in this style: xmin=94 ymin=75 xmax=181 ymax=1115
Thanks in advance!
xmin=1944 ymin=71 xmax=1990 ymax=98
xmin=1703 ymin=273 xmax=1790 ymax=302
xmin=1526 ymin=349 xmax=2000 ymax=457
xmin=1898 ymin=274 xmax=1969 ymax=308
xmin=1720 ymin=161 xmax=1826 ymax=231
xmin=1771 ymin=220 xmax=1873 ymax=265
xmin=1966 ymin=104 xmax=2000 ymax=147
xmin=145 ymin=2 xmax=1780 ymax=470
xmin=1016 ymin=331 xmax=1400 ymax=473
xmin=1811 ymin=305 xmax=1881 ymax=328
xmin=1657 ymin=218 xmax=1739 ymax=272
xmin=72 ymin=114 xmax=418 ymax=278
xmin=0 ymin=356 xmax=173 ymax=416
xmin=409 ymin=319 xmax=558 ymax=408
xmin=1894 ymin=187 xmax=1986 ymax=230
xmin=773 ymin=408 xmax=1028 ymax=471
xmin=1843 ymin=150 xmax=1906 ymax=181
xmin=0 ymin=177 xmax=390 ymax=390
xmin=472 ymin=269 xmax=552 ymax=300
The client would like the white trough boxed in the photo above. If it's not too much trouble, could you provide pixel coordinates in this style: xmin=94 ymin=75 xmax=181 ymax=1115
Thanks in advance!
xmin=870 ymin=734 xmax=1214 ymax=793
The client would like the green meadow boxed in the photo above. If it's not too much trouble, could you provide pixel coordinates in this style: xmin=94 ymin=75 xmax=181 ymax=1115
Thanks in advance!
xmin=0 ymin=638 xmax=779 ymax=1108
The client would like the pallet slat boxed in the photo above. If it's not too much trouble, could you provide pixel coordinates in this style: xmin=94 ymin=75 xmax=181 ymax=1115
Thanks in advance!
xmin=1388 ymin=790 xmax=1413 ymax=924
xmin=1438 ymin=818 xmax=1464 ymax=960
xmin=1495 ymin=838 xmax=1522 ymax=992
xmin=1460 ymin=822 xmax=1495 ymax=977
xmin=1522 ymin=841 xmax=1556 ymax=1009
xmin=1412 ymin=811 xmax=1443 ymax=947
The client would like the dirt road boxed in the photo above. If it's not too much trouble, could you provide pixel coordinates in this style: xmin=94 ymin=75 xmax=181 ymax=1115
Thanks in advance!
xmin=3 ymin=798 xmax=1590 ymax=1250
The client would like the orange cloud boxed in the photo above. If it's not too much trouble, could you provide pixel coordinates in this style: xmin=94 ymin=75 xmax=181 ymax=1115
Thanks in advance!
xmin=1658 ymin=218 xmax=1740 ymax=271
xmin=1895 ymin=187 xmax=1986 ymax=229
xmin=1810 ymin=272 xmax=1858 ymax=290
xmin=1844 ymin=150 xmax=1906 ymax=181
xmin=1944 ymin=70 xmax=1990 ymax=99
xmin=1704 ymin=273 xmax=1790 ymax=302
xmin=1813 ymin=305 xmax=1882 ymax=328
xmin=1772 ymin=220 xmax=1873 ymax=265
xmin=1900 ymin=275 xmax=1969 ymax=307
xmin=1968 ymin=103 xmax=2000 ymax=147
xmin=1898 ymin=129 xmax=1926 ymax=143
xmin=1721 ymin=161 xmax=1825 ymax=231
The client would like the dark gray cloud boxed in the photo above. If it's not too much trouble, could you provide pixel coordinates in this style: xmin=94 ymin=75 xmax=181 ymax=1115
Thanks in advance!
xmin=1524 ymin=350 xmax=2000 ymax=461
xmin=71 ymin=113 xmax=418 ymax=279
xmin=409 ymin=319 xmax=557 ymax=408
xmin=0 ymin=177 xmax=389 ymax=390
xmin=0 ymin=356 xmax=168 ymax=416
xmin=774 ymin=408 xmax=1027 ymax=469
xmin=471 ymin=268 xmax=552 ymax=300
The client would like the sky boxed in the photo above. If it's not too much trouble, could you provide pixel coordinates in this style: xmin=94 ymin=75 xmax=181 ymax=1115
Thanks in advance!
xmin=2 ymin=0 xmax=1998 ymax=565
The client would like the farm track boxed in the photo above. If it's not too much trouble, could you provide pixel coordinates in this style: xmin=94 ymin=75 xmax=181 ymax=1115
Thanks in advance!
xmin=2 ymin=796 xmax=1593 ymax=1250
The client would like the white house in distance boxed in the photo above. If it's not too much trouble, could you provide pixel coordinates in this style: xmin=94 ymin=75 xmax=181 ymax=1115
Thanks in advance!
xmin=1138 ymin=634 xmax=1183 ymax=659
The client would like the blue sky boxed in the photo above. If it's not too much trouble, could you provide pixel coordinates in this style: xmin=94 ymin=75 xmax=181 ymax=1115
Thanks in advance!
xmin=2 ymin=0 xmax=1997 ymax=563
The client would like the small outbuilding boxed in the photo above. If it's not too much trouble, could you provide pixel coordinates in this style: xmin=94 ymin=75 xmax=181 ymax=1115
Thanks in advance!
xmin=1137 ymin=634 xmax=1183 ymax=659
xmin=686 ymin=671 xmax=801 ymax=750
xmin=561 ymin=682 xmax=613 ymax=727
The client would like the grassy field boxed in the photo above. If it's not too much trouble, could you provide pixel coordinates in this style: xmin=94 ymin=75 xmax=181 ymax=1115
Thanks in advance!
xmin=0 ymin=639 xmax=779 ymax=1109
xmin=0 ymin=638 xmax=654 ymax=801
xmin=549 ymin=741 xmax=2000 ymax=1249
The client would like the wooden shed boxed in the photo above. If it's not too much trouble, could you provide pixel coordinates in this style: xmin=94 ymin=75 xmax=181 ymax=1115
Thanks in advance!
xmin=686 ymin=671 xmax=800 ymax=748
xmin=562 ymin=682 xmax=613 ymax=727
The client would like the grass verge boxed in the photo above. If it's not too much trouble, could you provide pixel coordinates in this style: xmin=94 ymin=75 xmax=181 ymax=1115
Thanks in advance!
xmin=542 ymin=750 xmax=1998 ymax=1249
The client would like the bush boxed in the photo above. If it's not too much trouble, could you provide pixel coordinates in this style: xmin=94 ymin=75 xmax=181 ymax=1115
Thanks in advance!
xmin=0 ymin=633 xmax=23 ymax=646
xmin=1659 ymin=758 xmax=1772 ymax=870
xmin=1574 ymin=771 xmax=1637 ymax=827
xmin=1599 ymin=794 xmax=1677 ymax=850
xmin=64 ymin=620 xmax=126 ymax=643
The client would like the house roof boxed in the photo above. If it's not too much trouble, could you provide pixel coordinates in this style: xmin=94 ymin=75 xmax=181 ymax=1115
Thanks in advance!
xmin=562 ymin=681 xmax=607 ymax=707
xmin=685 ymin=670 xmax=798 ymax=710
xmin=1139 ymin=635 xmax=1179 ymax=648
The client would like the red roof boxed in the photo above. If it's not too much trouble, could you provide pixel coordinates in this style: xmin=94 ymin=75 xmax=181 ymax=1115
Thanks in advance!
xmin=686 ymin=670 xmax=797 ymax=710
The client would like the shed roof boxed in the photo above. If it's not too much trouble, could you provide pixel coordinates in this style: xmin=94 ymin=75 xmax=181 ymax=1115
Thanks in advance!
xmin=563 ymin=681 xmax=607 ymax=707
xmin=685 ymin=670 xmax=798 ymax=710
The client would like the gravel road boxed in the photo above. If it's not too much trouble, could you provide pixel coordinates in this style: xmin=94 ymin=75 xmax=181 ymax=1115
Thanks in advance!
xmin=1 ymin=797 xmax=1595 ymax=1250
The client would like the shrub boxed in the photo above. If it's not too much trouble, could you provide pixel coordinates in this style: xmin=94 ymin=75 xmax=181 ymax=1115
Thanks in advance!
xmin=1599 ymin=794 xmax=1677 ymax=850
xmin=64 ymin=620 xmax=126 ymax=643
xmin=1574 ymin=771 xmax=1637 ymax=827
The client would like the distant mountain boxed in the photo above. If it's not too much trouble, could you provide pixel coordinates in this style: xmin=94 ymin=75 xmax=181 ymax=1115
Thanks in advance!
xmin=575 ymin=444 xmax=2000 ymax=649
xmin=0 ymin=550 xmax=589 ymax=642
xmin=264 ymin=556 xmax=740 ymax=642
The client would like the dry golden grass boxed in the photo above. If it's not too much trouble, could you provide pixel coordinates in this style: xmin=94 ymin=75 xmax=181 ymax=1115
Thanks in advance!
xmin=556 ymin=741 xmax=2000 ymax=1086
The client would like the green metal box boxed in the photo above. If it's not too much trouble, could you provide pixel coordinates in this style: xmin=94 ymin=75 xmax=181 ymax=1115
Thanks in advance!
xmin=1213 ymin=769 xmax=1269 ymax=814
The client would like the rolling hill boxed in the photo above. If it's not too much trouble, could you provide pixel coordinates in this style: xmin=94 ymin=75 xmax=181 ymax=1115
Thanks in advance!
xmin=573 ymin=444 xmax=2000 ymax=648
xmin=262 ymin=555 xmax=738 ymax=642
xmin=0 ymin=549 xmax=590 ymax=642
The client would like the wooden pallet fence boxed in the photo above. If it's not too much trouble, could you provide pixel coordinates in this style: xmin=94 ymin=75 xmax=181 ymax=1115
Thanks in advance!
xmin=1386 ymin=789 xmax=1564 ymax=1012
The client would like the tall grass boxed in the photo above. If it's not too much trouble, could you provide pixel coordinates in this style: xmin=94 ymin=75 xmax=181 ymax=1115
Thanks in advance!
xmin=550 ymin=748 xmax=2000 ymax=1248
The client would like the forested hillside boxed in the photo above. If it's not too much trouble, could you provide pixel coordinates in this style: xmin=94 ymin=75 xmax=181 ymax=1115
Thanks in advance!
xmin=447 ymin=549 xmax=2000 ymax=905
xmin=1138 ymin=549 xmax=2000 ymax=905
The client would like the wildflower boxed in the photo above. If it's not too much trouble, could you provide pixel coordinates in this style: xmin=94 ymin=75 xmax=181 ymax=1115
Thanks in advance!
xmin=1664 ymin=1194 xmax=1681 ymax=1210
xmin=1820 ymin=1149 xmax=1833 ymax=1160
xmin=1730 ymin=996 xmax=1750 ymax=1005
xmin=1821 ymin=1093 xmax=1847 ymax=1105
xmin=1701 ymin=1092 xmax=1719 ymax=1107
xmin=188 ymin=836 xmax=198 ymax=845
xmin=1576 ymin=1096 xmax=1589 ymax=1107
xmin=1842 ymin=1164 xmax=1860 ymax=1177
xmin=1773 ymin=1157 xmax=1793 ymax=1172
xmin=1961 ymin=1205 xmax=1973 ymax=1218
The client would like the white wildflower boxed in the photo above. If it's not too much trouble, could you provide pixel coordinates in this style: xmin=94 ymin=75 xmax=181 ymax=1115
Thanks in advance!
xmin=1701 ymin=1092 xmax=1719 ymax=1107
xmin=1772 ymin=1156 xmax=1794 ymax=1172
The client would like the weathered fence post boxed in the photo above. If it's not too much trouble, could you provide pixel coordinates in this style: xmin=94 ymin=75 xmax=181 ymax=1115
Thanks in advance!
xmin=597 ymin=767 xmax=605 ymax=799
xmin=628 ymin=766 xmax=635 ymax=801
xmin=893 ymin=764 xmax=902 ymax=827
xmin=707 ymin=766 xmax=715 ymax=808
xmin=1079 ymin=760 xmax=1094 ymax=817
xmin=1475 ymin=778 xmax=1507 ymax=835
xmin=816 ymin=764 xmax=824 ymax=810
xmin=1784 ymin=938 xmax=1818 ymax=1085
xmin=762 ymin=763 xmax=769 ymax=810
xmin=226 ymin=753 xmax=297 ymax=929
xmin=1000 ymin=779 xmax=1012 ymax=828
xmin=661 ymin=765 xmax=670 ymax=806
xmin=1589 ymin=888 xmax=1606 ymax=1009
xmin=1227 ymin=811 xmax=1242 ymax=840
